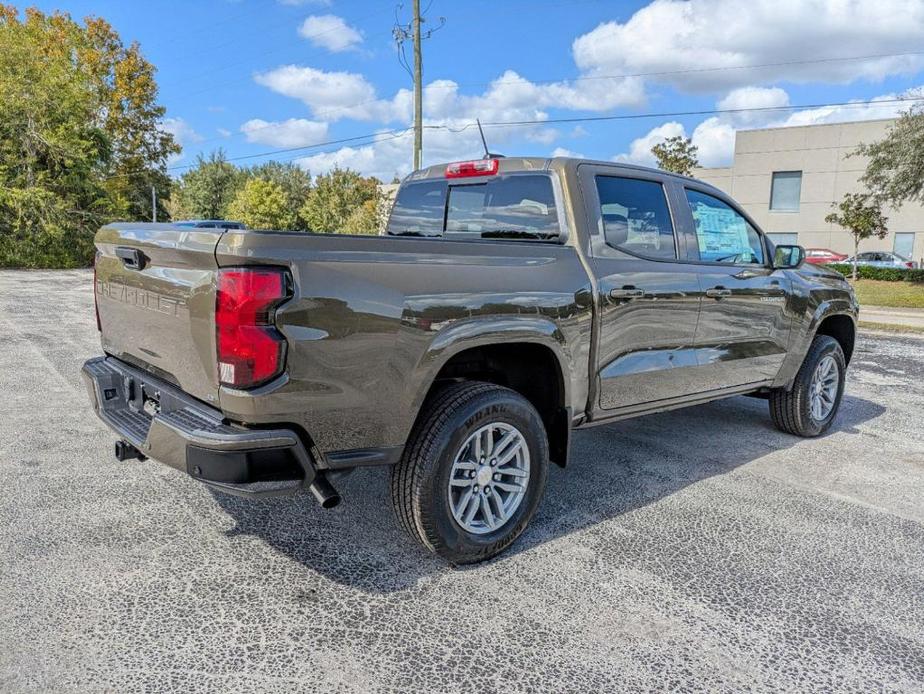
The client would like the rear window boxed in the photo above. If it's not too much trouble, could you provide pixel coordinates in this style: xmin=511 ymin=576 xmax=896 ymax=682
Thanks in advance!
xmin=386 ymin=174 xmax=560 ymax=239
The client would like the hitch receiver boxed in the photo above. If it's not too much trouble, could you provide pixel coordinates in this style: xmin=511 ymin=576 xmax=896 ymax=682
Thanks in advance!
xmin=114 ymin=440 xmax=147 ymax=462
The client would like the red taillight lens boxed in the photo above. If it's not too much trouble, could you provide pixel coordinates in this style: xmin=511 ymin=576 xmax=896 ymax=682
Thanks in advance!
xmin=216 ymin=267 xmax=289 ymax=388
xmin=906 ymin=261 xmax=914 ymax=268
xmin=445 ymin=159 xmax=499 ymax=178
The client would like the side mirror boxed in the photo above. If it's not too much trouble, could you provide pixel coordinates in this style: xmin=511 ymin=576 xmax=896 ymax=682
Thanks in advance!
xmin=773 ymin=244 xmax=805 ymax=269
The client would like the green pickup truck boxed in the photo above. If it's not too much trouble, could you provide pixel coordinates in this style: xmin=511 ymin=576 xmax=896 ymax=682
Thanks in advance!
xmin=83 ymin=156 xmax=858 ymax=563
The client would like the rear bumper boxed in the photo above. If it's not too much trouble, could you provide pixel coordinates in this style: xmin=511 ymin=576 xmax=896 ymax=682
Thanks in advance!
xmin=82 ymin=356 xmax=317 ymax=498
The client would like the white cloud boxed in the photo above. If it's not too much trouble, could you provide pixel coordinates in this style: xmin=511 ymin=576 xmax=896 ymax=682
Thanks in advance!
xmin=217 ymin=128 xmax=232 ymax=138
xmin=240 ymin=118 xmax=329 ymax=147
xmin=614 ymin=121 xmax=686 ymax=167
xmin=253 ymin=65 xmax=404 ymax=121
xmin=616 ymin=85 xmax=924 ymax=169
xmin=551 ymin=147 xmax=585 ymax=158
xmin=160 ymin=117 xmax=202 ymax=166
xmin=573 ymin=0 xmax=924 ymax=94
xmin=299 ymin=15 xmax=363 ymax=53
xmin=254 ymin=64 xmax=646 ymax=125
xmin=160 ymin=117 xmax=202 ymax=145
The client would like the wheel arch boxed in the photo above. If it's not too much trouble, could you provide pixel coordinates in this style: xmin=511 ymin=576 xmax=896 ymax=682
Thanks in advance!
xmin=409 ymin=320 xmax=573 ymax=467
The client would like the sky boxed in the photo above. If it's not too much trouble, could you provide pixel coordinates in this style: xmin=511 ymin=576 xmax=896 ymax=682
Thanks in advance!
xmin=26 ymin=0 xmax=924 ymax=180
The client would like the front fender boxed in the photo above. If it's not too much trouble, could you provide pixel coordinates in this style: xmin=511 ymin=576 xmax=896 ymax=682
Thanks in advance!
xmin=772 ymin=297 xmax=858 ymax=389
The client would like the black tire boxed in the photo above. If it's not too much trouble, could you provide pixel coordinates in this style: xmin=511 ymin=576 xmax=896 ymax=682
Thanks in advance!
xmin=769 ymin=334 xmax=846 ymax=437
xmin=390 ymin=381 xmax=549 ymax=564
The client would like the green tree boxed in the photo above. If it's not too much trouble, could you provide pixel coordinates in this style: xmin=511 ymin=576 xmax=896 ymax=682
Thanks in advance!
xmin=172 ymin=150 xmax=243 ymax=220
xmin=824 ymin=193 xmax=889 ymax=280
xmin=342 ymin=198 xmax=382 ymax=235
xmin=651 ymin=135 xmax=699 ymax=176
xmin=0 ymin=6 xmax=177 ymax=267
xmin=300 ymin=168 xmax=380 ymax=233
xmin=855 ymin=105 xmax=924 ymax=207
xmin=226 ymin=178 xmax=294 ymax=230
xmin=247 ymin=161 xmax=312 ymax=230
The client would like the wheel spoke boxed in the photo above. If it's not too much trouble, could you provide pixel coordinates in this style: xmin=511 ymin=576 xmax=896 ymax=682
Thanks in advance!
xmin=454 ymin=460 xmax=477 ymax=471
xmin=494 ymin=480 xmax=524 ymax=493
xmin=455 ymin=487 xmax=474 ymax=516
xmin=497 ymin=440 xmax=523 ymax=465
xmin=490 ymin=488 xmax=507 ymax=523
xmin=450 ymin=477 xmax=474 ymax=488
xmin=480 ymin=493 xmax=495 ymax=529
xmin=484 ymin=427 xmax=496 ymax=457
xmin=492 ymin=430 xmax=519 ymax=461
xmin=496 ymin=465 xmax=527 ymax=478
xmin=462 ymin=490 xmax=479 ymax=524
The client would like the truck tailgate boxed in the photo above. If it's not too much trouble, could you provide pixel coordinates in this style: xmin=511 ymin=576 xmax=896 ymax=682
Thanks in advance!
xmin=94 ymin=223 xmax=224 ymax=405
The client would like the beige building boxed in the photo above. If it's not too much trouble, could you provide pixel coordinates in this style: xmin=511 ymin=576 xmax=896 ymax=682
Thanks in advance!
xmin=693 ymin=119 xmax=923 ymax=265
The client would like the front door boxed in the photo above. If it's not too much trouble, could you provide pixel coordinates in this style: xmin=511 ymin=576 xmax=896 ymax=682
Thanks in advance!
xmin=680 ymin=186 xmax=794 ymax=388
xmin=579 ymin=166 xmax=704 ymax=413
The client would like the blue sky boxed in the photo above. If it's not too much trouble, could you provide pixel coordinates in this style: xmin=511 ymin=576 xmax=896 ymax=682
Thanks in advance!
xmin=28 ymin=0 xmax=924 ymax=179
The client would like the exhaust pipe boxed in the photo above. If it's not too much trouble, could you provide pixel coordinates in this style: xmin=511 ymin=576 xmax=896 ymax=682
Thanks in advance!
xmin=309 ymin=474 xmax=341 ymax=509
xmin=114 ymin=440 xmax=147 ymax=462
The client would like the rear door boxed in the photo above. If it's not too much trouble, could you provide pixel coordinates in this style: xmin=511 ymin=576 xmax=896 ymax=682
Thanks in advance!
xmin=678 ymin=186 xmax=793 ymax=388
xmin=94 ymin=223 xmax=225 ymax=404
xmin=578 ymin=165 xmax=704 ymax=412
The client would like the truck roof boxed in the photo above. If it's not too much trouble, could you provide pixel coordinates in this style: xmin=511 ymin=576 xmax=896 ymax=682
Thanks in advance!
xmin=407 ymin=156 xmax=717 ymax=191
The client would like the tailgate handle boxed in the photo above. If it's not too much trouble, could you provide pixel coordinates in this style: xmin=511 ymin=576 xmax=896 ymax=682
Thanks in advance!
xmin=115 ymin=247 xmax=147 ymax=270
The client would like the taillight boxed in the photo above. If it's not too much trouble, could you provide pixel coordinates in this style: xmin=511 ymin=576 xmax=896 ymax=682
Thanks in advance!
xmin=216 ymin=267 xmax=289 ymax=388
xmin=906 ymin=261 xmax=914 ymax=268
xmin=445 ymin=159 xmax=499 ymax=178
xmin=93 ymin=256 xmax=101 ymax=332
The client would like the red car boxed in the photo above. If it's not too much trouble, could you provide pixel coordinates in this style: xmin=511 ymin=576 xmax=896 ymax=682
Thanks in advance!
xmin=804 ymin=248 xmax=848 ymax=265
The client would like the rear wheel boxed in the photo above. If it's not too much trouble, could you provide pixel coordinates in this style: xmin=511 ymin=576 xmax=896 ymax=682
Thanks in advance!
xmin=390 ymin=381 xmax=549 ymax=564
xmin=769 ymin=334 xmax=846 ymax=437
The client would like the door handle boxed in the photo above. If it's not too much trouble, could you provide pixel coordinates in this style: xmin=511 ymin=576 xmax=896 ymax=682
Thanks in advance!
xmin=609 ymin=287 xmax=646 ymax=300
xmin=115 ymin=246 xmax=146 ymax=270
xmin=705 ymin=287 xmax=732 ymax=299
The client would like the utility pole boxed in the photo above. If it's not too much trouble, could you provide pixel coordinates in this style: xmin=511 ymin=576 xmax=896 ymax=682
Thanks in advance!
xmin=151 ymin=185 xmax=157 ymax=223
xmin=412 ymin=0 xmax=422 ymax=171
xmin=393 ymin=4 xmax=444 ymax=171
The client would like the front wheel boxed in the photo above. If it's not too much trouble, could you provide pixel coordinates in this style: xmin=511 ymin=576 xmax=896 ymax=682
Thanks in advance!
xmin=769 ymin=334 xmax=846 ymax=437
xmin=390 ymin=381 xmax=549 ymax=564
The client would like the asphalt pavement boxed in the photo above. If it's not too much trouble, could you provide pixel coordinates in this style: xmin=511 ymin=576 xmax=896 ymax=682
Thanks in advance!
xmin=1 ymin=270 xmax=923 ymax=693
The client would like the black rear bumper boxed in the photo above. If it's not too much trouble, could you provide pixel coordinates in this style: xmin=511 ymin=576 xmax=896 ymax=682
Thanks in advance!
xmin=82 ymin=356 xmax=317 ymax=498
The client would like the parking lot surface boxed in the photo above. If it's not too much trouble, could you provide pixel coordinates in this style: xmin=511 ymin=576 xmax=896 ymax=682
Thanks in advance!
xmin=1 ymin=269 xmax=923 ymax=693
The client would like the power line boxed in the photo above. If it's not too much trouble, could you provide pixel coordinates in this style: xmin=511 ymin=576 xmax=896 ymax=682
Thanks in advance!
xmin=180 ymin=49 xmax=924 ymax=149
xmin=126 ymin=95 xmax=924 ymax=182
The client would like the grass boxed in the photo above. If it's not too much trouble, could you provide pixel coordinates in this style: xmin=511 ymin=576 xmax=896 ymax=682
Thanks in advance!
xmin=858 ymin=321 xmax=924 ymax=335
xmin=850 ymin=279 xmax=924 ymax=309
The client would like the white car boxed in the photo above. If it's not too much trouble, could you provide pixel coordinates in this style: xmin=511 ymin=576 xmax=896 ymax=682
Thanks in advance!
xmin=844 ymin=251 xmax=915 ymax=269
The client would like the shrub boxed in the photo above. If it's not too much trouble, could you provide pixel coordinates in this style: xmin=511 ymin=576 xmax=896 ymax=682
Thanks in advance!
xmin=823 ymin=263 xmax=924 ymax=283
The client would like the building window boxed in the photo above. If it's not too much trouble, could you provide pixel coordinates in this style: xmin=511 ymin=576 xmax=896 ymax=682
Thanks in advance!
xmin=769 ymin=171 xmax=802 ymax=211
xmin=893 ymin=232 xmax=915 ymax=261
xmin=766 ymin=233 xmax=798 ymax=247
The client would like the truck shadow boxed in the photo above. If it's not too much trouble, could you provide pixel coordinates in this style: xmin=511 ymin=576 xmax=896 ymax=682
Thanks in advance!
xmin=211 ymin=393 xmax=885 ymax=594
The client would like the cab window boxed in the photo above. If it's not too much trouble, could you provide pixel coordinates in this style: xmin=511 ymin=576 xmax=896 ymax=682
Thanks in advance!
xmin=595 ymin=176 xmax=676 ymax=259
xmin=685 ymin=189 xmax=765 ymax=264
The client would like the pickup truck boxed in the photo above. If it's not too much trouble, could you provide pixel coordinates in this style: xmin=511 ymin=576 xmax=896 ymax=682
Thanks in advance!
xmin=83 ymin=156 xmax=858 ymax=564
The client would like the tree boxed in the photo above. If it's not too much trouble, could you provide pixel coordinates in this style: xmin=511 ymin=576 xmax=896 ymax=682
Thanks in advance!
xmin=342 ymin=198 xmax=381 ymax=235
xmin=824 ymin=193 xmax=888 ymax=280
xmin=226 ymin=178 xmax=294 ymax=230
xmin=855 ymin=105 xmax=924 ymax=207
xmin=172 ymin=150 xmax=243 ymax=220
xmin=247 ymin=161 xmax=312 ymax=230
xmin=651 ymin=135 xmax=699 ymax=176
xmin=300 ymin=168 xmax=380 ymax=233
xmin=0 ymin=6 xmax=177 ymax=267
